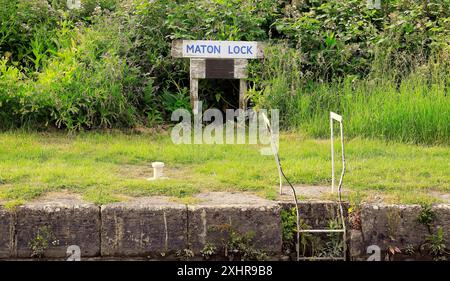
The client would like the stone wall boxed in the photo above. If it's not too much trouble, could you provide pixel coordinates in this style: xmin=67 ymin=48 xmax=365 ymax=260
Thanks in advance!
xmin=350 ymin=204 xmax=450 ymax=260
xmin=0 ymin=199 xmax=100 ymax=259
xmin=0 ymin=194 xmax=283 ymax=259
xmin=0 ymin=196 xmax=449 ymax=260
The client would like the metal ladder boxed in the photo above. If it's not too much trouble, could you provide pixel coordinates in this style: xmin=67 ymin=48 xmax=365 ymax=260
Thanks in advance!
xmin=297 ymin=112 xmax=347 ymax=261
xmin=262 ymin=111 xmax=347 ymax=261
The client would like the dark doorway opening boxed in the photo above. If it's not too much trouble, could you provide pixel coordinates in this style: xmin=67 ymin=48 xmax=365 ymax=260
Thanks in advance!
xmin=198 ymin=79 xmax=240 ymax=113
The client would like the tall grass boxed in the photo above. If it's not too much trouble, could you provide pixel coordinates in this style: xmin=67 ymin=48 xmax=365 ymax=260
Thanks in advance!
xmin=250 ymin=44 xmax=449 ymax=145
xmin=298 ymin=78 xmax=448 ymax=144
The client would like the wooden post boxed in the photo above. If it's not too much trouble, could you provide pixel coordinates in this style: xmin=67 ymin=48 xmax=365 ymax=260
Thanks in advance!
xmin=190 ymin=78 xmax=199 ymax=115
xmin=189 ymin=58 xmax=204 ymax=115
xmin=239 ymin=79 xmax=247 ymax=110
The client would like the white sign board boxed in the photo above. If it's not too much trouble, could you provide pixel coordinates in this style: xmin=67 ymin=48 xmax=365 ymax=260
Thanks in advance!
xmin=172 ymin=40 xmax=264 ymax=59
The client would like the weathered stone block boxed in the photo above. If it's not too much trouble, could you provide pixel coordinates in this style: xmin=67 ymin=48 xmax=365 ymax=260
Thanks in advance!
xmin=101 ymin=198 xmax=187 ymax=257
xmin=349 ymin=230 xmax=364 ymax=261
xmin=0 ymin=206 xmax=14 ymax=258
xmin=433 ymin=204 xmax=450 ymax=247
xmin=187 ymin=193 xmax=282 ymax=254
xmin=281 ymin=201 xmax=349 ymax=229
xmin=15 ymin=199 xmax=100 ymax=258
xmin=188 ymin=205 xmax=282 ymax=254
xmin=360 ymin=204 xmax=428 ymax=250
xmin=353 ymin=203 xmax=450 ymax=260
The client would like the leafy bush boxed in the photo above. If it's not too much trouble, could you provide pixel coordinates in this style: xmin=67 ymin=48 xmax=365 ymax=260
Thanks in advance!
xmin=274 ymin=0 xmax=379 ymax=80
xmin=1 ymin=5 xmax=137 ymax=129
xmin=274 ymin=0 xmax=450 ymax=80
xmin=0 ymin=0 xmax=449 ymax=144
xmin=248 ymin=0 xmax=450 ymax=144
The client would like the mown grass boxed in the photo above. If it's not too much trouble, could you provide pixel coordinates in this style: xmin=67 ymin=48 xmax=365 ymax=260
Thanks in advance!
xmin=0 ymin=131 xmax=448 ymax=207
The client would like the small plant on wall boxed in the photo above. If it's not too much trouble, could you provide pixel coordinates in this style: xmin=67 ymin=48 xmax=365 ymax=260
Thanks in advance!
xmin=209 ymin=223 xmax=267 ymax=261
xmin=175 ymin=247 xmax=195 ymax=261
xmin=225 ymin=229 xmax=267 ymax=261
xmin=421 ymin=227 xmax=448 ymax=261
xmin=318 ymin=219 xmax=344 ymax=258
xmin=200 ymin=242 xmax=217 ymax=260
xmin=384 ymin=209 xmax=402 ymax=261
xmin=417 ymin=203 xmax=436 ymax=233
xmin=29 ymin=225 xmax=59 ymax=259
xmin=281 ymin=207 xmax=324 ymax=258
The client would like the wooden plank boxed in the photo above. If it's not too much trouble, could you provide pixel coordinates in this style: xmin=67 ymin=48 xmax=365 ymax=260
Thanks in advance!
xmin=171 ymin=40 xmax=183 ymax=58
xmin=205 ymin=59 xmax=234 ymax=79
xmin=172 ymin=40 xmax=264 ymax=59
xmin=190 ymin=78 xmax=199 ymax=114
xmin=190 ymin=59 xmax=205 ymax=79
xmin=234 ymin=59 xmax=248 ymax=79
xmin=239 ymin=79 xmax=247 ymax=110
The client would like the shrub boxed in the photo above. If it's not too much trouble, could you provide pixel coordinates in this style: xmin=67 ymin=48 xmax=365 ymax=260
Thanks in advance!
xmin=1 ymin=6 xmax=137 ymax=129
xmin=0 ymin=0 xmax=448 ymax=145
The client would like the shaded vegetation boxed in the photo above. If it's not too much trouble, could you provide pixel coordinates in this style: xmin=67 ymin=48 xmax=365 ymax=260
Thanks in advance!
xmin=0 ymin=0 xmax=449 ymax=144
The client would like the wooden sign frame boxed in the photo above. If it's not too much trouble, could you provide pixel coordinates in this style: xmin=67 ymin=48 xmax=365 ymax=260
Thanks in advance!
xmin=172 ymin=40 xmax=264 ymax=113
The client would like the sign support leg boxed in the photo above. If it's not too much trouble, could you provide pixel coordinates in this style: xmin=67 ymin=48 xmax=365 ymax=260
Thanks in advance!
xmin=239 ymin=79 xmax=247 ymax=110
xmin=190 ymin=78 xmax=199 ymax=115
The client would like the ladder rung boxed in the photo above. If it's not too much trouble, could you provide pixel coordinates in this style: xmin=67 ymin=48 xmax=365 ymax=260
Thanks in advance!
xmin=298 ymin=229 xmax=345 ymax=233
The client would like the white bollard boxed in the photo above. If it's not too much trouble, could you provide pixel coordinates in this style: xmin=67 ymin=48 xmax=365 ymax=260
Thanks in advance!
xmin=150 ymin=162 xmax=165 ymax=180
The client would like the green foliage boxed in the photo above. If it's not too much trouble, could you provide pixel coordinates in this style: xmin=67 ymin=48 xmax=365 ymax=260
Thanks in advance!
xmin=200 ymin=242 xmax=217 ymax=260
xmin=252 ymin=44 xmax=449 ymax=144
xmin=250 ymin=0 xmax=450 ymax=144
xmin=280 ymin=207 xmax=321 ymax=257
xmin=209 ymin=223 xmax=267 ymax=261
xmin=281 ymin=207 xmax=297 ymax=247
xmin=0 ymin=0 xmax=449 ymax=145
xmin=282 ymin=213 xmax=345 ymax=259
xmin=28 ymin=225 xmax=58 ymax=258
xmin=417 ymin=203 xmax=436 ymax=233
xmin=318 ymin=218 xmax=344 ymax=258
xmin=128 ymin=0 xmax=280 ymax=115
xmin=274 ymin=0 xmax=378 ymax=80
xmin=0 ymin=0 xmax=120 ymax=71
xmin=417 ymin=205 xmax=448 ymax=260
xmin=0 ymin=4 xmax=137 ymax=130
xmin=273 ymin=0 xmax=450 ymax=80
xmin=175 ymin=247 xmax=195 ymax=261
xmin=423 ymin=227 xmax=447 ymax=260
xmin=225 ymin=228 xmax=267 ymax=261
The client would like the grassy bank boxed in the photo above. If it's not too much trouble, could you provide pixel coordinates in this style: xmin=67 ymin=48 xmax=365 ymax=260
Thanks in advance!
xmin=0 ymin=131 xmax=448 ymax=207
